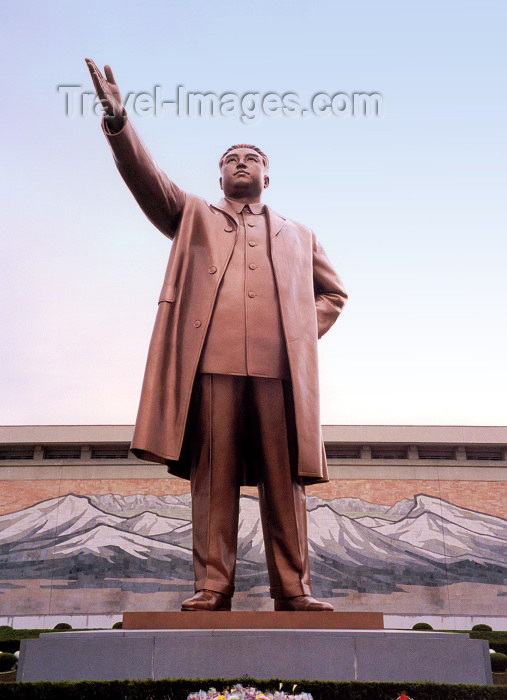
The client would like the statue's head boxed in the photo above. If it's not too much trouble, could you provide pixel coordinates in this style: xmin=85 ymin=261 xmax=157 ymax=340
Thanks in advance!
xmin=219 ymin=144 xmax=269 ymax=200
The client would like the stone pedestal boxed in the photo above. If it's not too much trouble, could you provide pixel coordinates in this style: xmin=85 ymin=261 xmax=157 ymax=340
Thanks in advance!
xmin=17 ymin=621 xmax=492 ymax=685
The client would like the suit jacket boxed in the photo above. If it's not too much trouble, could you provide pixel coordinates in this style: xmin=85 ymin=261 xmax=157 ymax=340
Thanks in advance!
xmin=103 ymin=117 xmax=348 ymax=484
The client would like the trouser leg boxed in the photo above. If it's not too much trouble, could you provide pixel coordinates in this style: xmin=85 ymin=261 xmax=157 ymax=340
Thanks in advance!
xmin=189 ymin=373 xmax=243 ymax=596
xmin=251 ymin=377 xmax=312 ymax=598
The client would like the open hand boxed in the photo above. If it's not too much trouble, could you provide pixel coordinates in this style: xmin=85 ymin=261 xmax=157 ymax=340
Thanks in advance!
xmin=85 ymin=59 xmax=125 ymax=130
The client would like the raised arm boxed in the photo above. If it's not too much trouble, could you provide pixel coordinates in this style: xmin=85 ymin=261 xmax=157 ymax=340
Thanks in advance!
xmin=312 ymin=232 xmax=348 ymax=339
xmin=85 ymin=59 xmax=185 ymax=239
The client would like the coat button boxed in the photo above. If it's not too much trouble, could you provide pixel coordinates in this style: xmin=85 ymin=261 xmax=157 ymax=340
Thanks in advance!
xmin=194 ymin=320 xmax=202 ymax=328
xmin=208 ymin=266 xmax=217 ymax=274
xmin=224 ymin=226 xmax=233 ymax=232
xmin=247 ymin=222 xmax=255 ymax=227
xmin=248 ymin=240 xmax=256 ymax=247
xmin=249 ymin=263 xmax=257 ymax=270
xmin=248 ymin=291 xmax=255 ymax=298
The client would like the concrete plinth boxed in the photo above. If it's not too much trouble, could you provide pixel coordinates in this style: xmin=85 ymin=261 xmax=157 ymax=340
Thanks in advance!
xmin=18 ymin=629 xmax=492 ymax=685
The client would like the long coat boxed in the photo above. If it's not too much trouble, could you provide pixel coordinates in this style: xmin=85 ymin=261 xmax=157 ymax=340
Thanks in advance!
xmin=103 ymin=118 xmax=348 ymax=484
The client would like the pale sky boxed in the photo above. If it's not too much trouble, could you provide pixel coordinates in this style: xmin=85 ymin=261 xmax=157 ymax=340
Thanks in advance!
xmin=1 ymin=0 xmax=506 ymax=427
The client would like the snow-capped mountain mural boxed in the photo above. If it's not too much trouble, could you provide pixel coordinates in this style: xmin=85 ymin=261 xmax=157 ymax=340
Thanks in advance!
xmin=0 ymin=492 xmax=505 ymax=600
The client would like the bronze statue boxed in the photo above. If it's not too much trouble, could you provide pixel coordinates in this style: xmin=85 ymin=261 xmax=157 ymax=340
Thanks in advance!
xmin=86 ymin=60 xmax=348 ymax=612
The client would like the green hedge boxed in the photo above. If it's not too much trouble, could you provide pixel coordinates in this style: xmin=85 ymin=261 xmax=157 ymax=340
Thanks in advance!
xmin=0 ymin=629 xmax=98 ymax=640
xmin=0 ymin=630 xmax=46 ymax=655
xmin=0 ymin=629 xmax=47 ymax=639
xmin=0 ymin=678 xmax=504 ymax=699
xmin=490 ymin=653 xmax=507 ymax=673
xmin=0 ymin=653 xmax=17 ymax=672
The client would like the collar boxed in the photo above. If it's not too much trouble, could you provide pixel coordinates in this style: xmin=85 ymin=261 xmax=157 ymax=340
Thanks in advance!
xmin=213 ymin=198 xmax=286 ymax=237
xmin=224 ymin=198 xmax=265 ymax=215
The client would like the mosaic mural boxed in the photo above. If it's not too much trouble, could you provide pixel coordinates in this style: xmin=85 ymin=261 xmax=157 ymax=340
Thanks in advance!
xmin=0 ymin=486 xmax=505 ymax=616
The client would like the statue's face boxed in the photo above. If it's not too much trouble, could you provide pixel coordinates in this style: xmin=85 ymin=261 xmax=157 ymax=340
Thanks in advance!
xmin=220 ymin=148 xmax=269 ymax=200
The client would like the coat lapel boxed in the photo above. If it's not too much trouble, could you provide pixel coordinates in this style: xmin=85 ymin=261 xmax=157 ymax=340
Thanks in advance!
xmin=266 ymin=207 xmax=286 ymax=238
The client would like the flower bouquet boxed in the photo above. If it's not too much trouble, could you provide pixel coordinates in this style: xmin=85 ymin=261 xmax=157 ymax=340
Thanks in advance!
xmin=187 ymin=683 xmax=313 ymax=699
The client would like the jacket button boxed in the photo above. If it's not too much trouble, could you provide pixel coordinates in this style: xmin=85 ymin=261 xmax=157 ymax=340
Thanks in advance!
xmin=249 ymin=263 xmax=257 ymax=270
xmin=224 ymin=226 xmax=233 ymax=232
xmin=247 ymin=222 xmax=255 ymax=227
xmin=208 ymin=266 xmax=217 ymax=274
xmin=248 ymin=291 xmax=255 ymax=298
xmin=194 ymin=320 xmax=202 ymax=328
xmin=248 ymin=240 xmax=256 ymax=247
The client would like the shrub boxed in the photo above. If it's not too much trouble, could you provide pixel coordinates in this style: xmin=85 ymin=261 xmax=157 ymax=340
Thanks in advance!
xmin=0 ymin=652 xmax=17 ymax=672
xmin=412 ymin=622 xmax=433 ymax=630
xmin=491 ymin=652 xmax=507 ymax=672
xmin=112 ymin=622 xmax=122 ymax=629
xmin=53 ymin=623 xmax=72 ymax=630
xmin=472 ymin=623 xmax=493 ymax=632
xmin=0 ymin=626 xmax=12 ymax=631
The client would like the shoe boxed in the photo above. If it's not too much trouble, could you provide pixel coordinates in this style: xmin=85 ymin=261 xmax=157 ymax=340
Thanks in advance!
xmin=181 ymin=589 xmax=232 ymax=611
xmin=274 ymin=595 xmax=334 ymax=612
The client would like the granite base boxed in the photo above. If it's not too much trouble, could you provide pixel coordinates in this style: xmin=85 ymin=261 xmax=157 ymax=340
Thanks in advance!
xmin=17 ymin=629 xmax=492 ymax=685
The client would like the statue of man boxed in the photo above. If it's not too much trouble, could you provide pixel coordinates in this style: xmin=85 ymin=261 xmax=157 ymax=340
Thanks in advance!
xmin=86 ymin=60 xmax=348 ymax=612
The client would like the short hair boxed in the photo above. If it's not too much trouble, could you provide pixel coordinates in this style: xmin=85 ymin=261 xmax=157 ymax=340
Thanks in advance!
xmin=219 ymin=144 xmax=269 ymax=170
